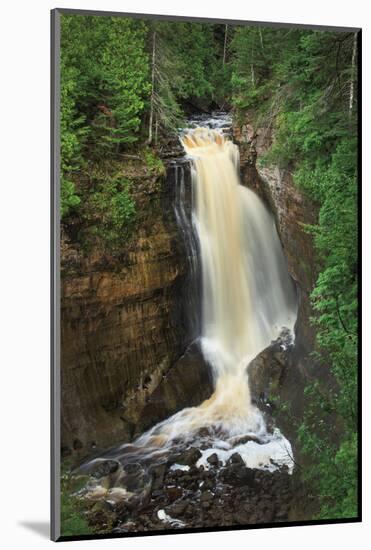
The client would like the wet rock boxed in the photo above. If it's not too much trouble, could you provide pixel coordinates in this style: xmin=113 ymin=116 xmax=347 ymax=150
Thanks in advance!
xmin=149 ymin=464 xmax=167 ymax=491
xmin=90 ymin=500 xmax=112 ymax=514
xmin=227 ymin=453 xmax=245 ymax=466
xmin=276 ymin=509 xmax=288 ymax=521
xmin=196 ymin=427 xmax=212 ymax=439
xmin=171 ymin=446 xmax=202 ymax=466
xmin=206 ymin=453 xmax=220 ymax=467
xmin=121 ymin=521 xmax=137 ymax=531
xmin=117 ymin=462 xmax=151 ymax=492
xmin=61 ymin=164 xmax=209 ymax=458
xmin=89 ymin=460 xmax=120 ymax=478
xmin=235 ymin=119 xmax=326 ymax=463
xmin=108 ymin=462 xmax=153 ymax=510
xmin=166 ymin=500 xmax=188 ymax=516
xmin=84 ymin=483 xmax=108 ymax=501
xmin=220 ymin=463 xmax=255 ymax=487
xmin=233 ymin=511 xmax=249 ymax=524
xmin=200 ymin=490 xmax=214 ymax=503
xmin=202 ymin=479 xmax=214 ymax=491
xmin=165 ymin=486 xmax=183 ymax=502
xmin=105 ymin=488 xmax=132 ymax=506
xmin=231 ymin=434 xmax=262 ymax=446
xmin=248 ymin=341 xmax=287 ymax=407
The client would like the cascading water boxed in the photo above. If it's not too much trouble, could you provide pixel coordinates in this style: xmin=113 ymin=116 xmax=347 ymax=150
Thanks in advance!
xmin=77 ymin=112 xmax=298 ymax=500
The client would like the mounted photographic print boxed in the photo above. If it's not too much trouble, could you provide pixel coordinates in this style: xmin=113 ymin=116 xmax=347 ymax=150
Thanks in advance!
xmin=51 ymin=8 xmax=361 ymax=541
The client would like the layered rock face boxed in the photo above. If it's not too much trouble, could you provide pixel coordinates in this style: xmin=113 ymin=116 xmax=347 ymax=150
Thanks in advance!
xmin=61 ymin=163 xmax=212 ymax=461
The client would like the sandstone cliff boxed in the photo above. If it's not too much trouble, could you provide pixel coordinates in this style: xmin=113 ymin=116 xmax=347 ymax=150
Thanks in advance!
xmin=61 ymin=161 xmax=212 ymax=462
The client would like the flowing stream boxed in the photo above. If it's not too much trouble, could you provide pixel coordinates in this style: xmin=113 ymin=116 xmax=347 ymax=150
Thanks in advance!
xmin=78 ymin=112 xmax=298 ymax=499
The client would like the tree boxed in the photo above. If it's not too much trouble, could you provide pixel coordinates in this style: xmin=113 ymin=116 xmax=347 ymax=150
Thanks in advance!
xmin=146 ymin=23 xmax=183 ymax=144
xmin=231 ymin=26 xmax=359 ymax=518
xmin=60 ymin=15 xmax=151 ymax=159
xmin=89 ymin=16 xmax=150 ymax=153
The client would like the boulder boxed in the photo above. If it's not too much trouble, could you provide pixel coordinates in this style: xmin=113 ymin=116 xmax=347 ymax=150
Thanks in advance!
xmin=89 ymin=459 xmax=120 ymax=479
xmin=206 ymin=453 xmax=220 ymax=467
xmin=171 ymin=446 xmax=202 ymax=467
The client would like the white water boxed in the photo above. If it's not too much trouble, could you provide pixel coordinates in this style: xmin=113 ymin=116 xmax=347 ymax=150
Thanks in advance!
xmin=80 ymin=113 xmax=298 ymax=484
xmin=183 ymin=126 xmax=296 ymax=381
xmin=148 ymin=123 xmax=297 ymax=444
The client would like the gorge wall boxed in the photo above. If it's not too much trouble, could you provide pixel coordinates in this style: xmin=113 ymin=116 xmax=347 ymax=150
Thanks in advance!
xmin=60 ymin=161 xmax=212 ymax=462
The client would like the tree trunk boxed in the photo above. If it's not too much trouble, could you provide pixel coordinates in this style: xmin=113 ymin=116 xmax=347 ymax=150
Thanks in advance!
xmin=251 ymin=42 xmax=255 ymax=88
xmin=349 ymin=31 xmax=357 ymax=119
xmin=259 ymin=28 xmax=264 ymax=52
xmin=155 ymin=115 xmax=159 ymax=146
xmin=222 ymin=24 xmax=228 ymax=66
xmin=148 ymin=30 xmax=156 ymax=144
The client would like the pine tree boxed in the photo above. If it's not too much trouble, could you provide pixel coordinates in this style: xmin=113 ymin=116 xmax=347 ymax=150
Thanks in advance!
xmin=146 ymin=22 xmax=185 ymax=144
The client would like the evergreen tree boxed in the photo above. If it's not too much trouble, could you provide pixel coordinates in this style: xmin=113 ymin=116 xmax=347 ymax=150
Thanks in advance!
xmin=90 ymin=16 xmax=150 ymax=152
xmin=61 ymin=15 xmax=150 ymax=158
xmin=231 ymin=27 xmax=359 ymax=518
xmin=146 ymin=23 xmax=184 ymax=144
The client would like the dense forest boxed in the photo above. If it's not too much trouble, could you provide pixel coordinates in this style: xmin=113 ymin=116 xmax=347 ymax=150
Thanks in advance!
xmin=60 ymin=13 xmax=358 ymax=531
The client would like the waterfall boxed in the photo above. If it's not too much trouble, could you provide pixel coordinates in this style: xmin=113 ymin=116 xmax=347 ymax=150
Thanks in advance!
xmin=145 ymin=124 xmax=298 ymax=450
xmin=79 ymin=114 xmax=298 ymax=479
xmin=182 ymin=127 xmax=297 ymax=404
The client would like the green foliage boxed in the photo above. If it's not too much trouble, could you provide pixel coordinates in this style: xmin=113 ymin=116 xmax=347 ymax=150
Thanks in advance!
xmin=167 ymin=22 xmax=217 ymax=101
xmin=231 ymin=27 xmax=266 ymax=109
xmin=145 ymin=21 xmax=231 ymax=141
xmin=61 ymin=178 xmax=81 ymax=218
xmin=92 ymin=17 xmax=150 ymax=150
xmin=61 ymin=14 xmax=150 ymax=157
xmin=83 ymin=175 xmax=136 ymax=251
xmin=296 ymin=138 xmax=358 ymax=519
xmin=146 ymin=24 xmax=183 ymax=142
xmin=298 ymin=394 xmax=358 ymax=520
xmin=60 ymin=35 xmax=87 ymax=218
xmin=143 ymin=148 xmax=166 ymax=175
xmin=60 ymin=472 xmax=93 ymax=537
xmin=232 ymin=27 xmax=358 ymax=519
xmin=60 ymin=15 xmax=231 ymax=161
xmin=60 ymin=15 xmax=230 ymax=221
xmin=61 ymin=493 xmax=92 ymax=537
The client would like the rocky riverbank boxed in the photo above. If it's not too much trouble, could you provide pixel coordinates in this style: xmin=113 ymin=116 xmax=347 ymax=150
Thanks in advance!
xmin=67 ymin=442 xmax=314 ymax=535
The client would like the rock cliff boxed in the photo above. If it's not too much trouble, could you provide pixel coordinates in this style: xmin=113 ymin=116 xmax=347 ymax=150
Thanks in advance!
xmin=60 ymin=161 xmax=212 ymax=462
